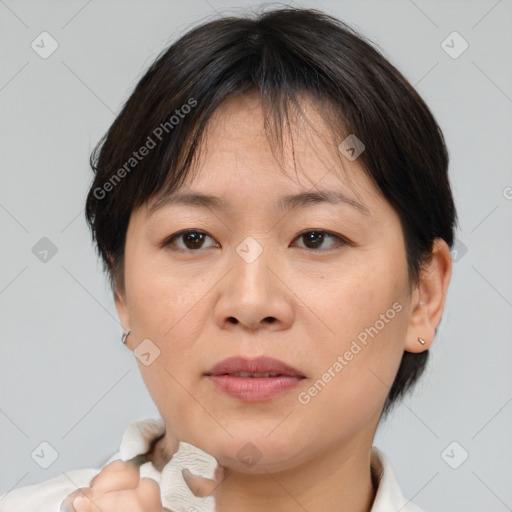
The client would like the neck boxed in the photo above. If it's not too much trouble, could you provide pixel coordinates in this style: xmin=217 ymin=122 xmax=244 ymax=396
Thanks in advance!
xmin=214 ymin=441 xmax=378 ymax=512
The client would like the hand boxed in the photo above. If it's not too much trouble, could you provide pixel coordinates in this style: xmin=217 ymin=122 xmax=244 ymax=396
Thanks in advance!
xmin=60 ymin=430 xmax=226 ymax=512
xmin=60 ymin=459 xmax=163 ymax=512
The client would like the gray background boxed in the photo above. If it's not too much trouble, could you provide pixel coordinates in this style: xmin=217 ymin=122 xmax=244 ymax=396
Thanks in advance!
xmin=1 ymin=0 xmax=511 ymax=510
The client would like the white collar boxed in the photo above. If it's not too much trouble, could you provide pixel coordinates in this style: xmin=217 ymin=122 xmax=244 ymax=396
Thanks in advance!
xmin=109 ymin=417 xmax=425 ymax=512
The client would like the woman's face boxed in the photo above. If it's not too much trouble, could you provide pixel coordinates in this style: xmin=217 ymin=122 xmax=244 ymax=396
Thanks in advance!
xmin=116 ymin=92 xmax=430 ymax=472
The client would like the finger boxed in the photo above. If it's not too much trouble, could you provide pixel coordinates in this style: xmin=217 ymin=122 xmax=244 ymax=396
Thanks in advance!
xmin=72 ymin=496 xmax=92 ymax=512
xmin=182 ymin=468 xmax=220 ymax=498
xmin=60 ymin=487 xmax=96 ymax=512
xmin=84 ymin=482 xmax=161 ymax=512
xmin=89 ymin=459 xmax=141 ymax=492
xmin=135 ymin=478 xmax=163 ymax=511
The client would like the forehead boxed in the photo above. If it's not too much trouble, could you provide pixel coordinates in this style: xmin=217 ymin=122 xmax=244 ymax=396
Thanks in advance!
xmin=147 ymin=92 xmax=384 ymax=218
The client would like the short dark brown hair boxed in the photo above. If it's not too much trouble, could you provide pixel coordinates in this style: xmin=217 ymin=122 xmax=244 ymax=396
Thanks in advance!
xmin=85 ymin=7 xmax=457 ymax=418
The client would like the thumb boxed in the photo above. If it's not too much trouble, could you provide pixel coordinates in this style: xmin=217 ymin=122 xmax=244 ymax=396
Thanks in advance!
xmin=182 ymin=466 xmax=226 ymax=498
xmin=135 ymin=477 xmax=163 ymax=511
xmin=89 ymin=459 xmax=141 ymax=492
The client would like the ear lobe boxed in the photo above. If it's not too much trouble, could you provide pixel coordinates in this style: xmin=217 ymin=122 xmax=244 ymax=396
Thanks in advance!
xmin=404 ymin=238 xmax=453 ymax=353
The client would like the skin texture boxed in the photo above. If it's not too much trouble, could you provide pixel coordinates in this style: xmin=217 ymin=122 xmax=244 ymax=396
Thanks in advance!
xmin=78 ymin=91 xmax=452 ymax=512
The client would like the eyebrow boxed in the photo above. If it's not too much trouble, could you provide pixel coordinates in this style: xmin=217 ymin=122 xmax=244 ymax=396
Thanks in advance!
xmin=148 ymin=190 xmax=370 ymax=217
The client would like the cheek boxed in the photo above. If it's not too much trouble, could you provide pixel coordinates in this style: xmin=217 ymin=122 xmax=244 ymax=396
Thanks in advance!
xmin=307 ymin=255 xmax=402 ymax=345
xmin=125 ymin=259 xmax=216 ymax=406
xmin=299 ymin=256 xmax=407 ymax=413
xmin=294 ymin=305 xmax=406 ymax=447
xmin=127 ymin=256 xmax=210 ymax=342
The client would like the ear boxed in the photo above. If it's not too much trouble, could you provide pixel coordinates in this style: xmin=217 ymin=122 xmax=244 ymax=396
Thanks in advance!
xmin=108 ymin=254 xmax=131 ymax=339
xmin=404 ymin=238 xmax=453 ymax=353
xmin=114 ymin=286 xmax=130 ymax=335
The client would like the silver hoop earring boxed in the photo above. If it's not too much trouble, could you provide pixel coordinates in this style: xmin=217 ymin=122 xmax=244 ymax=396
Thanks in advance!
xmin=121 ymin=329 xmax=131 ymax=345
xmin=418 ymin=337 xmax=426 ymax=345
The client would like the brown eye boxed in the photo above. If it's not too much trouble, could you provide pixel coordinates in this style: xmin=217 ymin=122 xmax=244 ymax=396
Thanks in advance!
xmin=293 ymin=230 xmax=347 ymax=251
xmin=163 ymin=230 xmax=217 ymax=251
xmin=162 ymin=229 xmax=347 ymax=253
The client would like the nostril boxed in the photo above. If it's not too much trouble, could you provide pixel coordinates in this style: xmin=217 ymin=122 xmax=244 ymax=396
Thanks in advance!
xmin=228 ymin=317 xmax=238 ymax=324
xmin=265 ymin=317 xmax=276 ymax=323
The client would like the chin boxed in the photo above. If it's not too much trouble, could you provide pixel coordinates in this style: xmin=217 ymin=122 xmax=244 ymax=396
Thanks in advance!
xmin=206 ymin=436 xmax=305 ymax=475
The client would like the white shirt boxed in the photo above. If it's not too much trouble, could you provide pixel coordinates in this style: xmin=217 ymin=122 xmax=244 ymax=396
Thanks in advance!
xmin=0 ymin=417 xmax=426 ymax=512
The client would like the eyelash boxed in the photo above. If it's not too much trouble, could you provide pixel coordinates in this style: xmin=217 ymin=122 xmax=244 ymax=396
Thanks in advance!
xmin=161 ymin=229 xmax=349 ymax=253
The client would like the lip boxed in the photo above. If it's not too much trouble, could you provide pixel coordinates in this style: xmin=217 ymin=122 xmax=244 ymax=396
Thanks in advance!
xmin=205 ymin=355 xmax=305 ymax=377
xmin=205 ymin=356 xmax=305 ymax=403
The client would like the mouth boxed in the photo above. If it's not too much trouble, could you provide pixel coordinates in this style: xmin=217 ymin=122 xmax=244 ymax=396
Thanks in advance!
xmin=205 ymin=355 xmax=305 ymax=378
xmin=205 ymin=356 xmax=305 ymax=402
xmin=216 ymin=372 xmax=291 ymax=378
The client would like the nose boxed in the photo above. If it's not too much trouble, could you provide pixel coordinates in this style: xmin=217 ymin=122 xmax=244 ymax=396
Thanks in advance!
xmin=213 ymin=241 xmax=294 ymax=332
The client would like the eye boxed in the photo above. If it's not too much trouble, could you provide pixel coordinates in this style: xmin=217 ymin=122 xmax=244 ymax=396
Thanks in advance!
xmin=292 ymin=230 xmax=348 ymax=251
xmin=161 ymin=229 xmax=348 ymax=252
xmin=162 ymin=230 xmax=218 ymax=251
